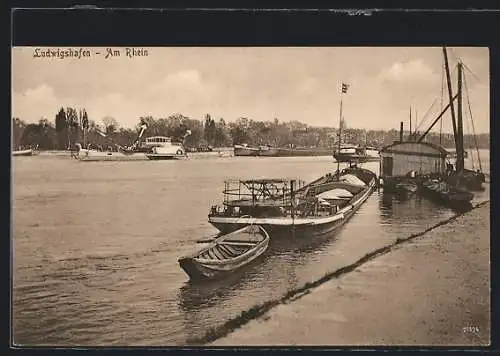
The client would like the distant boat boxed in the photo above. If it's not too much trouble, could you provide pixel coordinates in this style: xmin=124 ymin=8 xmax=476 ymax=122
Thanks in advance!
xmin=332 ymin=84 xmax=380 ymax=163
xmin=73 ymin=144 xmax=149 ymax=161
xmin=73 ymin=136 xmax=188 ymax=161
xmin=273 ymin=146 xmax=332 ymax=157
xmin=12 ymin=149 xmax=33 ymax=157
xmin=233 ymin=144 xmax=263 ymax=157
xmin=333 ymin=145 xmax=380 ymax=163
xmin=178 ymin=225 xmax=270 ymax=281
xmin=74 ymin=123 xmax=150 ymax=161
xmin=74 ymin=124 xmax=190 ymax=162
xmin=13 ymin=145 xmax=39 ymax=157
xmin=233 ymin=143 xmax=332 ymax=157
xmin=256 ymin=145 xmax=280 ymax=156
xmin=144 ymin=136 xmax=187 ymax=160
xmin=218 ymin=150 xmax=232 ymax=158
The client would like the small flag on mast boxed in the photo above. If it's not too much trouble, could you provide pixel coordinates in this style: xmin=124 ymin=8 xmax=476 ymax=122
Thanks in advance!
xmin=342 ymin=82 xmax=350 ymax=93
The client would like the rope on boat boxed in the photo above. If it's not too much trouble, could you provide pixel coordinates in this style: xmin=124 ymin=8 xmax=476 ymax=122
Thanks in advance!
xmin=196 ymin=232 xmax=224 ymax=244
xmin=463 ymin=73 xmax=483 ymax=172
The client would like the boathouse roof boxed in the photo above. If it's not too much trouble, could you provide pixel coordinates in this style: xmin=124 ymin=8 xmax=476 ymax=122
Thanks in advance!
xmin=380 ymin=141 xmax=449 ymax=157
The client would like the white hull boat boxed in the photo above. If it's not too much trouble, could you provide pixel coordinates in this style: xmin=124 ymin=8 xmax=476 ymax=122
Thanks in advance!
xmin=13 ymin=149 xmax=33 ymax=157
xmin=73 ymin=144 xmax=149 ymax=161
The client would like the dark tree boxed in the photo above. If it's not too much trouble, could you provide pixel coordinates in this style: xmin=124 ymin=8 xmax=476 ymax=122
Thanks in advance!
xmin=66 ymin=107 xmax=79 ymax=148
xmin=54 ymin=107 xmax=67 ymax=149
xmin=81 ymin=109 xmax=89 ymax=130
xmin=12 ymin=117 xmax=26 ymax=149
xmin=102 ymin=116 xmax=119 ymax=135
xmin=203 ymin=114 xmax=217 ymax=146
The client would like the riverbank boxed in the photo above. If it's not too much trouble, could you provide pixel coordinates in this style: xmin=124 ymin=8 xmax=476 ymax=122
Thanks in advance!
xmin=210 ymin=201 xmax=490 ymax=346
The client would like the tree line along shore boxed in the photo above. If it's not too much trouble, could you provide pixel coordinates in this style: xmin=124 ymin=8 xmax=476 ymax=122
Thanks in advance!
xmin=12 ymin=108 xmax=490 ymax=151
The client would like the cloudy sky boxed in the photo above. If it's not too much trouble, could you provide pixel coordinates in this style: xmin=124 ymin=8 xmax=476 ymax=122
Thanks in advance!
xmin=12 ymin=47 xmax=489 ymax=133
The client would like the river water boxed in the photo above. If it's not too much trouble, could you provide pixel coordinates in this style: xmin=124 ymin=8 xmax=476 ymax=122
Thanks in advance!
xmin=12 ymin=151 xmax=490 ymax=346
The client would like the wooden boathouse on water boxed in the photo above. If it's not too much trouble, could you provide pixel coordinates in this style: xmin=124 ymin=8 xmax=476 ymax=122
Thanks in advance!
xmin=379 ymin=123 xmax=449 ymax=188
xmin=379 ymin=47 xmax=485 ymax=192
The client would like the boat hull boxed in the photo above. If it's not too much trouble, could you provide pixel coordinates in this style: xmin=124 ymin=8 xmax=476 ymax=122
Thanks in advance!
xmin=257 ymin=147 xmax=280 ymax=156
xmin=234 ymin=145 xmax=260 ymax=157
xmin=211 ymin=208 xmax=354 ymax=238
xmin=12 ymin=149 xmax=33 ymax=157
xmin=419 ymin=180 xmax=473 ymax=208
xmin=146 ymin=154 xmax=185 ymax=160
xmin=74 ymin=149 xmax=149 ymax=161
xmin=178 ymin=240 xmax=269 ymax=281
xmin=178 ymin=226 xmax=270 ymax=281
xmin=333 ymin=152 xmax=380 ymax=163
xmin=446 ymin=170 xmax=485 ymax=191
xmin=235 ymin=145 xmax=332 ymax=157
xmin=271 ymin=148 xmax=332 ymax=157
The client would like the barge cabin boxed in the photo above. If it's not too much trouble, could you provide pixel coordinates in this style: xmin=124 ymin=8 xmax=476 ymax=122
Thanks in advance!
xmin=379 ymin=123 xmax=449 ymax=188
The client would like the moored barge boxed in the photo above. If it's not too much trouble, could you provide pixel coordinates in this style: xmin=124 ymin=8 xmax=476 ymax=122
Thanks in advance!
xmin=208 ymin=163 xmax=377 ymax=238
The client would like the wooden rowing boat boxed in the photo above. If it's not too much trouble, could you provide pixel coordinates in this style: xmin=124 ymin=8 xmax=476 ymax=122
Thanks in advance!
xmin=178 ymin=225 xmax=270 ymax=281
xmin=420 ymin=178 xmax=473 ymax=205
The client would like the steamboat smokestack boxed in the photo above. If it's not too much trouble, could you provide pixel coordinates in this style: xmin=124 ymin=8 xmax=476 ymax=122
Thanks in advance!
xmin=400 ymin=122 xmax=404 ymax=142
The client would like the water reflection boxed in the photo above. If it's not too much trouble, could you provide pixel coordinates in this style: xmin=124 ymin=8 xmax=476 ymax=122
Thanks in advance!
xmin=178 ymin=253 xmax=269 ymax=311
xmin=380 ymin=191 xmax=395 ymax=217
xmin=379 ymin=190 xmax=456 ymax=234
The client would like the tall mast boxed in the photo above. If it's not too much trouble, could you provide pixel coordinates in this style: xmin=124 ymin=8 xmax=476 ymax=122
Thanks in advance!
xmin=415 ymin=110 xmax=418 ymax=136
xmin=456 ymin=61 xmax=464 ymax=172
xmin=409 ymin=106 xmax=412 ymax=141
xmin=463 ymin=72 xmax=483 ymax=172
xmin=439 ymin=60 xmax=444 ymax=146
xmin=337 ymin=82 xmax=350 ymax=174
xmin=68 ymin=127 xmax=71 ymax=150
xmin=337 ymin=93 xmax=343 ymax=174
xmin=442 ymin=47 xmax=459 ymax=155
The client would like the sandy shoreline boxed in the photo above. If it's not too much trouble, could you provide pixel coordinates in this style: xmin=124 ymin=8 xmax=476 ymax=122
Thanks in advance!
xmin=211 ymin=201 xmax=490 ymax=346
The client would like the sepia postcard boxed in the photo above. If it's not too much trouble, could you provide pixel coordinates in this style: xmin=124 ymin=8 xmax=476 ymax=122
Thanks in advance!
xmin=11 ymin=43 xmax=491 ymax=347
